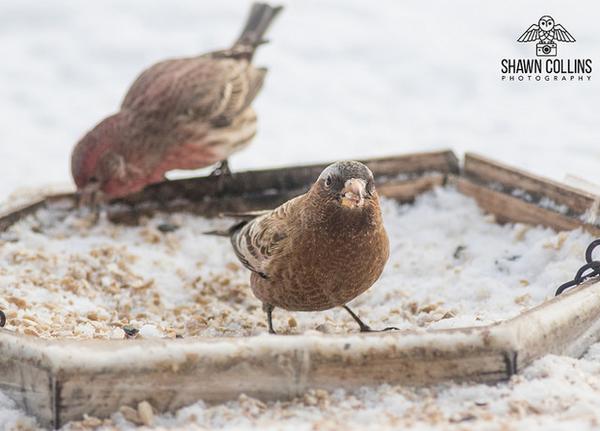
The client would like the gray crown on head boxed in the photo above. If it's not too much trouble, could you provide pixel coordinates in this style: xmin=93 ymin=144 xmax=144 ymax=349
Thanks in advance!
xmin=318 ymin=161 xmax=374 ymax=182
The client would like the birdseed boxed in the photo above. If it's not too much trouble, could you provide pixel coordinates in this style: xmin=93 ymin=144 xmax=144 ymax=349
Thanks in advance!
xmin=0 ymin=186 xmax=592 ymax=339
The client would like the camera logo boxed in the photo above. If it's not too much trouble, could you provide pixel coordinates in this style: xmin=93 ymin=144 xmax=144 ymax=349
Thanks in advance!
xmin=517 ymin=15 xmax=575 ymax=57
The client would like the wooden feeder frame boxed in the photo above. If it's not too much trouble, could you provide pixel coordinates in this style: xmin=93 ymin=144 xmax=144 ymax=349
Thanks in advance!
xmin=1 ymin=150 xmax=600 ymax=429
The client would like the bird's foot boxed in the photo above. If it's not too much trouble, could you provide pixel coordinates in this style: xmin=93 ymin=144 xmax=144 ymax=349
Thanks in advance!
xmin=359 ymin=325 xmax=399 ymax=333
xmin=209 ymin=159 xmax=231 ymax=177
xmin=343 ymin=305 xmax=398 ymax=333
xmin=210 ymin=160 xmax=231 ymax=194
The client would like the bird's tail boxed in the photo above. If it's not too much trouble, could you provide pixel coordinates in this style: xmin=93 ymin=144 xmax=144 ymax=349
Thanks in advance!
xmin=204 ymin=220 xmax=249 ymax=238
xmin=233 ymin=3 xmax=283 ymax=55
xmin=204 ymin=210 xmax=268 ymax=237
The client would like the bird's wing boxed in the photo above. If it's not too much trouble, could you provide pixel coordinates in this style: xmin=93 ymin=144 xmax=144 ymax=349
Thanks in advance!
xmin=230 ymin=195 xmax=303 ymax=278
xmin=221 ymin=210 xmax=272 ymax=220
xmin=210 ymin=65 xmax=266 ymax=127
xmin=553 ymin=24 xmax=576 ymax=42
xmin=121 ymin=57 xmax=266 ymax=127
xmin=517 ymin=24 xmax=539 ymax=42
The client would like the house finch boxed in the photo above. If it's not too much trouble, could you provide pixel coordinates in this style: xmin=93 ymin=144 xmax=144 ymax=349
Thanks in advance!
xmin=211 ymin=161 xmax=395 ymax=334
xmin=71 ymin=3 xmax=282 ymax=203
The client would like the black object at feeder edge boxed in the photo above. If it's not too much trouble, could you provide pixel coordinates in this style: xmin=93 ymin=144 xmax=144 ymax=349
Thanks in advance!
xmin=0 ymin=310 xmax=5 ymax=327
xmin=556 ymin=239 xmax=600 ymax=295
xmin=122 ymin=325 xmax=139 ymax=338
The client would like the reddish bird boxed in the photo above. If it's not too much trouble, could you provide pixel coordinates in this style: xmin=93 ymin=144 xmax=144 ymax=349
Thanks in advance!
xmin=212 ymin=161 xmax=396 ymax=334
xmin=71 ymin=3 xmax=282 ymax=202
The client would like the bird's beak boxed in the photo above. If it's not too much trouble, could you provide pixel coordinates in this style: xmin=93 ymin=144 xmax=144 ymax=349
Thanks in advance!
xmin=340 ymin=178 xmax=367 ymax=209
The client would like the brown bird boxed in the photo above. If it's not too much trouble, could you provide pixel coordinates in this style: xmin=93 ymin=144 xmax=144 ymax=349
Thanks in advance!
xmin=71 ymin=3 xmax=282 ymax=202
xmin=213 ymin=161 xmax=395 ymax=334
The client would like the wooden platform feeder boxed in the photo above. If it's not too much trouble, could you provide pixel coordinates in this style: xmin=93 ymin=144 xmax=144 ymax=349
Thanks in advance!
xmin=1 ymin=150 xmax=600 ymax=429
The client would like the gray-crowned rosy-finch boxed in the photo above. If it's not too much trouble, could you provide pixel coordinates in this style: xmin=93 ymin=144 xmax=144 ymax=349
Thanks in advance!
xmin=212 ymin=161 xmax=396 ymax=334
xmin=71 ymin=3 xmax=282 ymax=202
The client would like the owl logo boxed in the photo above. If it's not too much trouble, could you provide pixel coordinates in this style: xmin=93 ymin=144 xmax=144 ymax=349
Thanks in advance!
xmin=518 ymin=15 xmax=575 ymax=57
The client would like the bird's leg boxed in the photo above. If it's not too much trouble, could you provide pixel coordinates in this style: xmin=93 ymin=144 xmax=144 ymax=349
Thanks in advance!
xmin=210 ymin=159 xmax=231 ymax=194
xmin=263 ymin=303 xmax=276 ymax=334
xmin=219 ymin=159 xmax=231 ymax=176
xmin=343 ymin=305 xmax=371 ymax=332
xmin=76 ymin=186 xmax=103 ymax=224
xmin=343 ymin=305 xmax=398 ymax=333
xmin=89 ymin=191 xmax=102 ymax=224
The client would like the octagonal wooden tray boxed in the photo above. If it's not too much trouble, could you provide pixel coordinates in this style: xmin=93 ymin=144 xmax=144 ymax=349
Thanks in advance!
xmin=1 ymin=150 xmax=600 ymax=428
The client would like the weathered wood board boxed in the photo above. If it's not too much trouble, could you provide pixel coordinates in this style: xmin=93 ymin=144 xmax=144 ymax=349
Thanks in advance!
xmin=1 ymin=150 xmax=600 ymax=429
xmin=458 ymin=153 xmax=600 ymax=235
xmin=0 ymin=150 xmax=458 ymax=231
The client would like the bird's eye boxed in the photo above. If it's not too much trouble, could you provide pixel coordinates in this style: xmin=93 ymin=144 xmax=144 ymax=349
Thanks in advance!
xmin=325 ymin=176 xmax=332 ymax=187
xmin=89 ymin=176 xmax=98 ymax=184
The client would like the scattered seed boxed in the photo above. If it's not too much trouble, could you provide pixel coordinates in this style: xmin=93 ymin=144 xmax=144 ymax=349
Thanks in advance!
xmin=288 ymin=317 xmax=297 ymax=328
xmin=119 ymin=405 xmax=140 ymax=424
xmin=7 ymin=296 xmax=27 ymax=309
xmin=138 ymin=401 xmax=154 ymax=426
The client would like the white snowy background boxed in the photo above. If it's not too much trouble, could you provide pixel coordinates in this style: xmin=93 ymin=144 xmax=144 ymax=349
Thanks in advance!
xmin=1 ymin=0 xmax=600 ymax=429
xmin=1 ymin=0 xmax=599 ymax=200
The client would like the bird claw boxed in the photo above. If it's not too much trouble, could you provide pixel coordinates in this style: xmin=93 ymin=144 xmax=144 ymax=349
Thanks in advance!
xmin=360 ymin=325 xmax=399 ymax=333
xmin=343 ymin=306 xmax=397 ymax=334
xmin=209 ymin=160 xmax=231 ymax=177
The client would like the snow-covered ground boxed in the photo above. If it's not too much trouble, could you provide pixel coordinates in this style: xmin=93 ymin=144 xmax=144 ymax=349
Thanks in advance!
xmin=1 ymin=0 xmax=600 ymax=429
